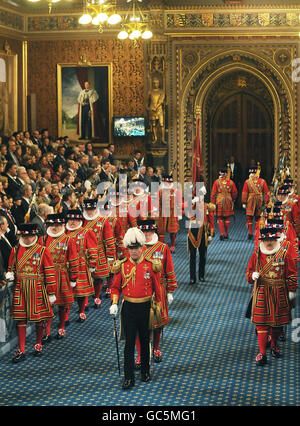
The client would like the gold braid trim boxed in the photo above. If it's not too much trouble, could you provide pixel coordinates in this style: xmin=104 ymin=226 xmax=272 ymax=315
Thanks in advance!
xmin=145 ymin=256 xmax=162 ymax=273
xmin=111 ymin=257 xmax=126 ymax=274
xmin=121 ymin=263 xmax=136 ymax=289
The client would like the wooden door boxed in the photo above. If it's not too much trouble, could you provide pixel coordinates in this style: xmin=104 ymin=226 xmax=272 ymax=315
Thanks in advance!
xmin=209 ymin=92 xmax=273 ymax=188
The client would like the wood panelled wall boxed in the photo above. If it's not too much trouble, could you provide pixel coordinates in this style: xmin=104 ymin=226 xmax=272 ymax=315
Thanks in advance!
xmin=0 ymin=35 xmax=24 ymax=131
xmin=27 ymin=38 xmax=146 ymax=156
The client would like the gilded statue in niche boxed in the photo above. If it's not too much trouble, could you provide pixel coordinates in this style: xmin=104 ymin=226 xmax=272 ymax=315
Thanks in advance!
xmin=147 ymin=77 xmax=166 ymax=144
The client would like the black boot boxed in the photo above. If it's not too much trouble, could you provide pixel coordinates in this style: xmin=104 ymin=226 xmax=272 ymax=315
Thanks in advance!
xmin=122 ymin=378 xmax=135 ymax=390
xmin=141 ymin=372 xmax=151 ymax=382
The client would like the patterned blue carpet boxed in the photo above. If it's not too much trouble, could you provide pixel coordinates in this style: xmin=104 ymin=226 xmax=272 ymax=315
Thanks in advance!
xmin=0 ymin=211 xmax=299 ymax=406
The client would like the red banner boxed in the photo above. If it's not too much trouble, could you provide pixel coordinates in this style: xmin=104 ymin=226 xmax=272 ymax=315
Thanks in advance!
xmin=192 ymin=118 xmax=204 ymax=183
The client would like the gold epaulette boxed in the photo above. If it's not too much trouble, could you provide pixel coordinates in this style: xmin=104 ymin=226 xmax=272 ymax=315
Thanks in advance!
xmin=207 ymin=202 xmax=216 ymax=212
xmin=111 ymin=257 xmax=127 ymax=274
xmin=145 ymin=256 xmax=162 ymax=273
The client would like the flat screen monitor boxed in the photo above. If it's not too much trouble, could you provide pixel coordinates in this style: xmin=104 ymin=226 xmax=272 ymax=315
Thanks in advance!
xmin=113 ymin=116 xmax=145 ymax=137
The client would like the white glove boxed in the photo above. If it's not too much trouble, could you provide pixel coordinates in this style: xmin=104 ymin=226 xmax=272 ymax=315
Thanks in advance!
xmin=107 ymin=258 xmax=114 ymax=263
xmin=208 ymin=236 xmax=212 ymax=242
xmin=110 ymin=304 xmax=118 ymax=316
xmin=167 ymin=293 xmax=174 ymax=305
xmin=70 ymin=281 xmax=76 ymax=288
xmin=48 ymin=295 xmax=56 ymax=305
xmin=89 ymin=268 xmax=96 ymax=273
xmin=242 ymin=204 xmax=246 ymax=209
xmin=289 ymin=291 xmax=296 ymax=301
xmin=192 ymin=196 xmax=200 ymax=204
xmin=5 ymin=272 xmax=14 ymax=281
xmin=252 ymin=271 xmax=260 ymax=281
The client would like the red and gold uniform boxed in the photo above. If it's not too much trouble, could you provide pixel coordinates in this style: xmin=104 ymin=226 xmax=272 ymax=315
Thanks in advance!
xmin=134 ymin=219 xmax=178 ymax=364
xmin=246 ymin=226 xmax=298 ymax=364
xmin=110 ymin=253 xmax=162 ymax=383
xmin=7 ymin=223 xmax=56 ymax=361
xmin=82 ymin=199 xmax=116 ymax=306
xmin=66 ymin=209 xmax=98 ymax=321
xmin=40 ymin=213 xmax=79 ymax=338
xmin=155 ymin=175 xmax=183 ymax=251
xmin=279 ymin=190 xmax=300 ymax=244
xmin=210 ymin=168 xmax=238 ymax=239
xmin=8 ymin=243 xmax=56 ymax=322
xmin=127 ymin=184 xmax=153 ymax=228
xmin=241 ymin=170 xmax=270 ymax=238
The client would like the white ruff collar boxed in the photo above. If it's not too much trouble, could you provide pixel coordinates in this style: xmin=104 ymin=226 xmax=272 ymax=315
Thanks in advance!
xmin=20 ymin=236 xmax=38 ymax=248
xmin=66 ymin=221 xmax=82 ymax=231
xmin=47 ymin=227 xmax=65 ymax=238
xmin=145 ymin=233 xmax=158 ymax=246
xmin=259 ymin=240 xmax=281 ymax=255
xmin=83 ymin=210 xmax=99 ymax=221
xmin=161 ymin=183 xmax=173 ymax=190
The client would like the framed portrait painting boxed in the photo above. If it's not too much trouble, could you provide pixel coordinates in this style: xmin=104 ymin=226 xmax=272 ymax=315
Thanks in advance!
xmin=57 ymin=63 xmax=112 ymax=144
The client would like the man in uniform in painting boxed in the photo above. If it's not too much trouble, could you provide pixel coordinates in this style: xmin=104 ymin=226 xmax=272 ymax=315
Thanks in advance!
xmin=77 ymin=81 xmax=99 ymax=140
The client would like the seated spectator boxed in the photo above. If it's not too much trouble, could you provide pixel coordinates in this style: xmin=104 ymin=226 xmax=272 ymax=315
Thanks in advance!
xmin=52 ymin=163 xmax=64 ymax=182
xmin=54 ymin=146 xmax=67 ymax=169
xmin=30 ymin=203 xmax=53 ymax=237
xmin=85 ymin=142 xmax=96 ymax=166
xmin=5 ymin=161 xmax=21 ymax=198
xmin=0 ymin=144 xmax=8 ymax=162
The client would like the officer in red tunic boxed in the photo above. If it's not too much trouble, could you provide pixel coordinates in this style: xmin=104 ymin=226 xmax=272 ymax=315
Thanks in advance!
xmin=134 ymin=219 xmax=177 ymax=366
xmin=241 ymin=165 xmax=270 ymax=239
xmin=246 ymin=225 xmax=298 ymax=365
xmin=7 ymin=223 xmax=56 ymax=362
xmin=41 ymin=213 xmax=79 ymax=340
xmin=109 ymin=227 xmax=162 ymax=390
xmin=82 ymin=198 xmax=116 ymax=308
xmin=210 ymin=167 xmax=238 ymax=240
xmin=155 ymin=174 xmax=183 ymax=252
xmin=66 ymin=209 xmax=97 ymax=322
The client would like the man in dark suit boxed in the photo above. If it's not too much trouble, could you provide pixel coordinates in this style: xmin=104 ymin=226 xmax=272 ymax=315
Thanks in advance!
xmin=131 ymin=150 xmax=143 ymax=171
xmin=30 ymin=204 xmax=52 ymax=237
xmin=0 ymin=194 xmax=18 ymax=246
xmin=53 ymin=146 xmax=68 ymax=170
xmin=5 ymin=138 xmax=20 ymax=166
xmin=0 ymin=215 xmax=13 ymax=272
xmin=226 ymin=155 xmax=243 ymax=208
xmin=13 ymin=184 xmax=35 ymax=227
xmin=5 ymin=161 xmax=21 ymax=199
xmin=99 ymin=159 xmax=114 ymax=183
xmin=107 ymin=144 xmax=115 ymax=165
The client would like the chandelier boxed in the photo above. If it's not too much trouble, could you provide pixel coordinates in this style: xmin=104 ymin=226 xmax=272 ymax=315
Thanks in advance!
xmin=27 ymin=0 xmax=61 ymax=14
xmin=78 ymin=0 xmax=122 ymax=32
xmin=117 ymin=0 xmax=152 ymax=42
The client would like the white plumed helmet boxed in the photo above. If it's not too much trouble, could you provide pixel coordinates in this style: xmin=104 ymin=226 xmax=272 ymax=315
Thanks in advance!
xmin=123 ymin=227 xmax=146 ymax=249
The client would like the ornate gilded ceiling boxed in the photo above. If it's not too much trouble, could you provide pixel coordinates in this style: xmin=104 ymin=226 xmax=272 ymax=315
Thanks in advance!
xmin=1 ymin=0 xmax=300 ymax=14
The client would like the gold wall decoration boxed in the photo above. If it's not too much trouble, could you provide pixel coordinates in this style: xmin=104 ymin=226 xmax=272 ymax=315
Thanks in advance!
xmin=0 ymin=45 xmax=18 ymax=137
xmin=172 ymin=42 xmax=298 ymax=187
xmin=27 ymin=38 xmax=145 ymax=156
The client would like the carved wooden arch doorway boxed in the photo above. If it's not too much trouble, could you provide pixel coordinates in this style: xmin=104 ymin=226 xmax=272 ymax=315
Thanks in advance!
xmin=206 ymin=72 xmax=274 ymax=193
